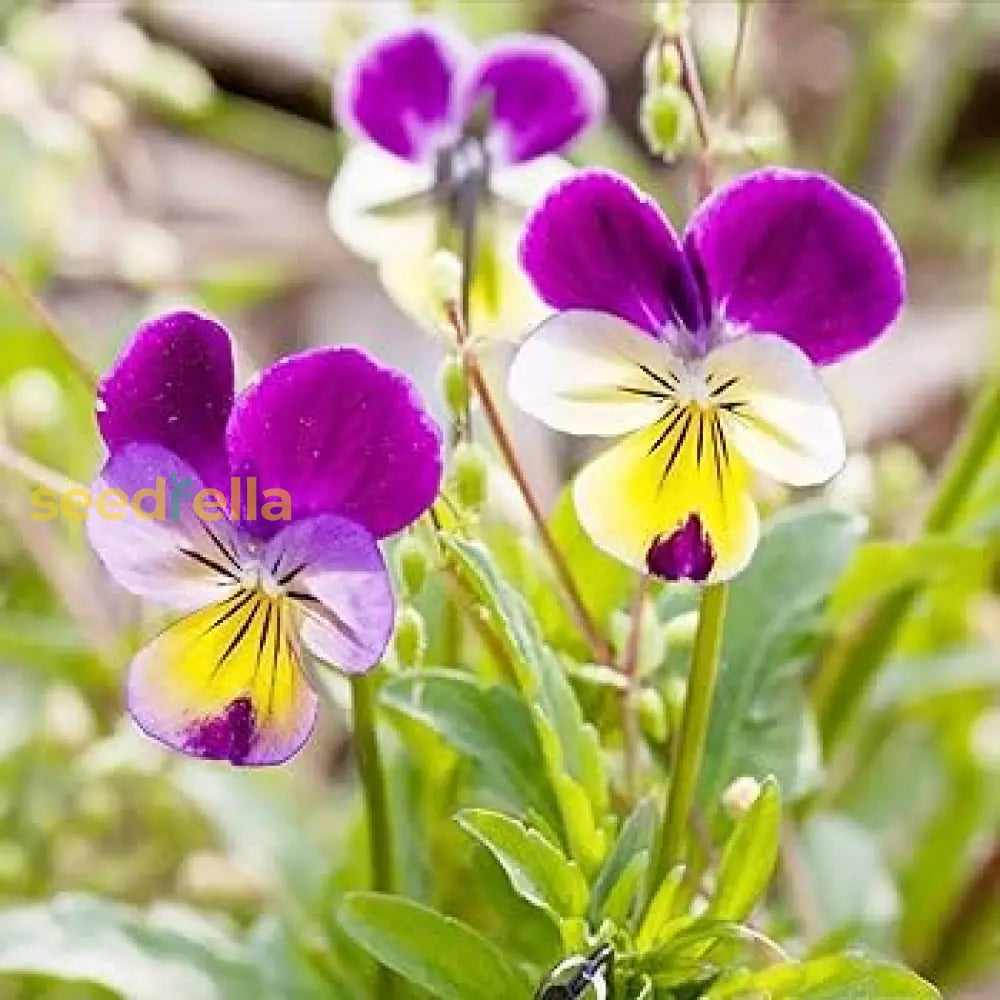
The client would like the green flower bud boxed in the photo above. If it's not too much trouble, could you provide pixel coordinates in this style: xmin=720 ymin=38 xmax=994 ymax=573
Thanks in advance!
xmin=395 ymin=535 xmax=429 ymax=599
xmin=640 ymin=87 xmax=695 ymax=162
xmin=722 ymin=775 xmax=762 ymax=819
xmin=438 ymin=354 xmax=470 ymax=422
xmin=394 ymin=605 xmax=427 ymax=668
xmin=654 ymin=0 xmax=690 ymax=37
xmin=643 ymin=42 xmax=682 ymax=90
xmin=638 ymin=687 xmax=669 ymax=743
xmin=452 ymin=441 xmax=489 ymax=513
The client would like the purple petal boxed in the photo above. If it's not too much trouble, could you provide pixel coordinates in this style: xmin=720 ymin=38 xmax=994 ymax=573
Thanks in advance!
xmin=335 ymin=23 xmax=470 ymax=162
xmin=646 ymin=514 xmax=714 ymax=583
xmin=227 ymin=346 xmax=442 ymax=539
xmin=519 ymin=169 xmax=705 ymax=336
xmin=685 ymin=168 xmax=906 ymax=365
xmin=465 ymin=35 xmax=605 ymax=163
xmin=263 ymin=515 xmax=393 ymax=674
xmin=87 ymin=443 xmax=244 ymax=611
xmin=97 ymin=311 xmax=234 ymax=490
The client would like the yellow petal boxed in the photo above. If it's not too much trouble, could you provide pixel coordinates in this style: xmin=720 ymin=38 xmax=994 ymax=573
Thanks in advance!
xmin=127 ymin=592 xmax=317 ymax=765
xmin=574 ymin=409 xmax=759 ymax=583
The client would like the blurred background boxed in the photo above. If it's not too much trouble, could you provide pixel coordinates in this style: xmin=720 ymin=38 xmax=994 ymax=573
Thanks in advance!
xmin=0 ymin=1 xmax=998 ymax=998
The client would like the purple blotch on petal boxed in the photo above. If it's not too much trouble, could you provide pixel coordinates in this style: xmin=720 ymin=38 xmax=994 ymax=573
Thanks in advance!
xmin=185 ymin=696 xmax=256 ymax=765
xmin=685 ymin=168 xmax=906 ymax=365
xmin=646 ymin=515 xmax=714 ymax=583
xmin=520 ymin=169 xmax=705 ymax=337
xmin=466 ymin=35 xmax=605 ymax=163
xmin=227 ymin=346 xmax=443 ymax=539
xmin=336 ymin=24 xmax=467 ymax=162
xmin=97 ymin=310 xmax=234 ymax=491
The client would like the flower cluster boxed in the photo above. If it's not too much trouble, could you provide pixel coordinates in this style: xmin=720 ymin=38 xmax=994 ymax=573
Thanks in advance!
xmin=88 ymin=19 xmax=907 ymax=769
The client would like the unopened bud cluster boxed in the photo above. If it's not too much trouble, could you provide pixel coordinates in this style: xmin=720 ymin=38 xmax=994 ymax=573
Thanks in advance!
xmin=640 ymin=35 xmax=695 ymax=162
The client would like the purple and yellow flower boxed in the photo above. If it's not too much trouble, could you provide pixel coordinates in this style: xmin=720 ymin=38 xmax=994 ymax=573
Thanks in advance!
xmin=328 ymin=21 xmax=605 ymax=339
xmin=87 ymin=311 xmax=442 ymax=765
xmin=509 ymin=169 xmax=905 ymax=583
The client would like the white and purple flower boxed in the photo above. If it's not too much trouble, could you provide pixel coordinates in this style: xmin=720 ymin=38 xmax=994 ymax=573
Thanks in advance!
xmin=87 ymin=311 xmax=442 ymax=765
xmin=509 ymin=168 xmax=906 ymax=583
xmin=328 ymin=21 xmax=605 ymax=339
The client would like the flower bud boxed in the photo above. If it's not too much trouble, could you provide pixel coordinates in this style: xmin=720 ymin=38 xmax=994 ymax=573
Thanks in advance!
xmin=437 ymin=354 xmax=469 ymax=422
xmin=654 ymin=0 xmax=690 ymax=37
xmin=640 ymin=87 xmax=695 ymax=162
xmin=394 ymin=605 xmax=427 ymax=668
xmin=638 ymin=687 xmax=669 ymax=743
xmin=643 ymin=42 xmax=682 ymax=90
xmin=722 ymin=775 xmax=762 ymax=819
xmin=429 ymin=249 xmax=463 ymax=311
xmin=663 ymin=609 xmax=699 ymax=647
xmin=72 ymin=84 xmax=128 ymax=142
xmin=395 ymin=535 xmax=429 ymax=599
xmin=452 ymin=441 xmax=489 ymax=513
xmin=6 ymin=368 xmax=65 ymax=433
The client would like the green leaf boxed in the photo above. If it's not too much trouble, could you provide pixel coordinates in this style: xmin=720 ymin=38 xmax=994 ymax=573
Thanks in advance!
xmin=442 ymin=536 xmax=607 ymax=813
xmin=0 ymin=893 xmax=259 ymax=999
xmin=697 ymin=506 xmax=862 ymax=814
xmin=381 ymin=670 xmax=560 ymax=831
xmin=589 ymin=796 xmax=658 ymax=924
xmin=338 ymin=893 xmax=531 ymax=1000
xmin=598 ymin=850 xmax=647 ymax=928
xmin=636 ymin=864 xmax=687 ymax=951
xmin=441 ymin=536 xmax=608 ymax=866
xmin=456 ymin=809 xmax=589 ymax=921
xmin=703 ymin=955 xmax=939 ymax=1000
xmin=708 ymin=778 xmax=781 ymax=921
xmin=829 ymin=538 xmax=986 ymax=622
xmin=871 ymin=646 xmax=1000 ymax=713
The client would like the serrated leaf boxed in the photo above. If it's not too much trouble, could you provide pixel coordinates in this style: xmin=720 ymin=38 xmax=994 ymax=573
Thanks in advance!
xmin=442 ymin=535 xmax=608 ymax=818
xmin=703 ymin=955 xmax=939 ymax=1000
xmin=708 ymin=778 xmax=781 ymax=922
xmin=381 ymin=671 xmax=561 ymax=832
xmin=697 ymin=506 xmax=861 ymax=814
xmin=456 ymin=809 xmax=588 ymax=921
xmin=338 ymin=893 xmax=530 ymax=1000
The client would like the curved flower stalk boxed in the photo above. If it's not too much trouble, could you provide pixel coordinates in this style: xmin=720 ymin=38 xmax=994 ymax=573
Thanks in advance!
xmin=510 ymin=168 xmax=905 ymax=583
xmin=328 ymin=21 xmax=606 ymax=340
xmin=87 ymin=311 xmax=442 ymax=765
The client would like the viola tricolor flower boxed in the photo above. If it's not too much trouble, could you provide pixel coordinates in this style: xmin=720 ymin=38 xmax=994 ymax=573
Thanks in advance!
xmin=328 ymin=21 xmax=605 ymax=339
xmin=87 ymin=311 xmax=441 ymax=765
xmin=509 ymin=169 xmax=905 ymax=583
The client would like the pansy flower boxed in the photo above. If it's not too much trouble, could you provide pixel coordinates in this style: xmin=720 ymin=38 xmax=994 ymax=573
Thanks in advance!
xmin=328 ymin=22 xmax=605 ymax=339
xmin=87 ymin=311 xmax=441 ymax=765
xmin=509 ymin=169 xmax=905 ymax=583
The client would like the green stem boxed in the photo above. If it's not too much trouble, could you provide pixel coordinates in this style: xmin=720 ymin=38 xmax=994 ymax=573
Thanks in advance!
xmin=0 ymin=264 xmax=97 ymax=392
xmin=350 ymin=673 xmax=395 ymax=999
xmin=815 ymin=380 xmax=1000 ymax=752
xmin=651 ymin=582 xmax=729 ymax=891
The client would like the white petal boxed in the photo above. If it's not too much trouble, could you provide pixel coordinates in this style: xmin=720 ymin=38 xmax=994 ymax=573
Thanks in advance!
xmin=491 ymin=154 xmax=574 ymax=211
xmin=508 ymin=309 xmax=682 ymax=436
xmin=709 ymin=334 xmax=847 ymax=487
xmin=327 ymin=144 xmax=435 ymax=261
xmin=380 ymin=212 xmax=546 ymax=342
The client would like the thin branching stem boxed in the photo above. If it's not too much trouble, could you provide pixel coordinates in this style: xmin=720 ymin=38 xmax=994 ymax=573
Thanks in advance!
xmin=0 ymin=263 xmax=98 ymax=393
